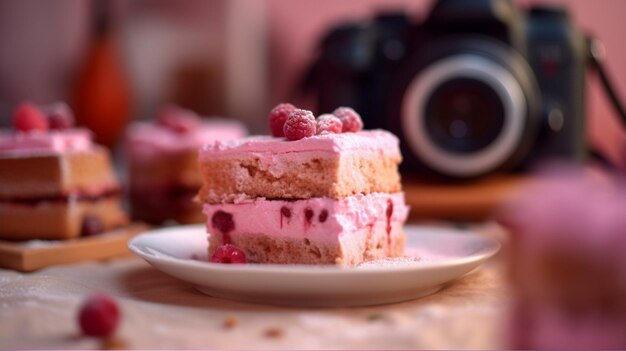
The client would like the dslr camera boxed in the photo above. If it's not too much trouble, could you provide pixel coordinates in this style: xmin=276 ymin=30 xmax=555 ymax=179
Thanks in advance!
xmin=305 ymin=0 xmax=589 ymax=178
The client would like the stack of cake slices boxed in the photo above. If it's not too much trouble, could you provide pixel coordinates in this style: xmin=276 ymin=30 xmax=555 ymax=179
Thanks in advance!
xmin=196 ymin=104 xmax=408 ymax=266
xmin=0 ymin=102 xmax=127 ymax=240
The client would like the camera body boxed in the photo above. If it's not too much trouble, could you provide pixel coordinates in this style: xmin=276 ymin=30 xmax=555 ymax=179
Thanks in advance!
xmin=308 ymin=0 xmax=588 ymax=178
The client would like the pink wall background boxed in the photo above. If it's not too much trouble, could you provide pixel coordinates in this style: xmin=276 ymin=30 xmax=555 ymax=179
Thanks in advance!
xmin=268 ymin=0 xmax=626 ymax=165
xmin=0 ymin=0 xmax=624 ymax=165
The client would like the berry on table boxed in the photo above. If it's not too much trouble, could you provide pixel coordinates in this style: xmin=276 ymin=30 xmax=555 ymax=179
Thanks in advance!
xmin=268 ymin=103 xmax=296 ymax=137
xmin=332 ymin=107 xmax=363 ymax=133
xmin=283 ymin=109 xmax=316 ymax=140
xmin=78 ymin=293 xmax=120 ymax=337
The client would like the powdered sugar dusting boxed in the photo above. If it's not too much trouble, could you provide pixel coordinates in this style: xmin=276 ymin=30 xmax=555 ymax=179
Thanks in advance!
xmin=357 ymin=256 xmax=421 ymax=269
xmin=20 ymin=240 xmax=62 ymax=248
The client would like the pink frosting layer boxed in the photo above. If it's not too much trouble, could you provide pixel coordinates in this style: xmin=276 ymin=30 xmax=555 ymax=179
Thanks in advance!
xmin=126 ymin=119 xmax=247 ymax=158
xmin=199 ymin=130 xmax=401 ymax=160
xmin=0 ymin=129 xmax=93 ymax=155
xmin=202 ymin=192 xmax=408 ymax=243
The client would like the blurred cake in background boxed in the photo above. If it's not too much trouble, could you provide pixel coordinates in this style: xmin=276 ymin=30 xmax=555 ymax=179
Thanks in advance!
xmin=0 ymin=102 xmax=128 ymax=240
xmin=498 ymin=167 xmax=626 ymax=349
xmin=125 ymin=105 xmax=247 ymax=224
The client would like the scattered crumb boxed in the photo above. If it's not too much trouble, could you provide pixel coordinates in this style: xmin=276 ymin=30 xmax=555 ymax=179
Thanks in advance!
xmin=223 ymin=315 xmax=238 ymax=329
xmin=20 ymin=239 xmax=61 ymax=248
xmin=366 ymin=313 xmax=385 ymax=322
xmin=100 ymin=336 xmax=128 ymax=350
xmin=357 ymin=256 xmax=421 ymax=268
xmin=264 ymin=327 xmax=284 ymax=339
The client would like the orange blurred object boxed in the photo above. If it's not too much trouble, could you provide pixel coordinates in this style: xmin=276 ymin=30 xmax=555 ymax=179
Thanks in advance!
xmin=72 ymin=1 xmax=131 ymax=147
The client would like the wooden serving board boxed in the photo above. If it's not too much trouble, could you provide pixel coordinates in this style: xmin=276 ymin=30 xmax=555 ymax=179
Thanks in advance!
xmin=0 ymin=223 xmax=151 ymax=272
xmin=403 ymin=175 xmax=528 ymax=221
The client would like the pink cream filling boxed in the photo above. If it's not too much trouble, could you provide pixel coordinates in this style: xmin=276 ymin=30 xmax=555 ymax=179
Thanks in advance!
xmin=125 ymin=120 xmax=247 ymax=159
xmin=0 ymin=129 xmax=93 ymax=155
xmin=202 ymin=192 xmax=408 ymax=243
xmin=199 ymin=130 xmax=402 ymax=160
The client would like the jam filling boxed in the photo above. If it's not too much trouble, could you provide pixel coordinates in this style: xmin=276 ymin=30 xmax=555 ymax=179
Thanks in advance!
xmin=211 ymin=210 xmax=235 ymax=244
xmin=1 ymin=187 xmax=122 ymax=206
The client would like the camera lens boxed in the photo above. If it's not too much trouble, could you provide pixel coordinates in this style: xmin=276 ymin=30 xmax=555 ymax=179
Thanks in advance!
xmin=424 ymin=78 xmax=505 ymax=154
xmin=400 ymin=54 xmax=529 ymax=177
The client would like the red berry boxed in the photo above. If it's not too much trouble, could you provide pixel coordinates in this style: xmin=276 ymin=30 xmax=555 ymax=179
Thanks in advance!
xmin=283 ymin=109 xmax=316 ymax=140
xmin=210 ymin=244 xmax=247 ymax=264
xmin=316 ymin=114 xmax=343 ymax=135
xmin=41 ymin=102 xmax=74 ymax=130
xmin=268 ymin=103 xmax=296 ymax=137
xmin=13 ymin=102 xmax=48 ymax=132
xmin=81 ymin=216 xmax=103 ymax=237
xmin=156 ymin=105 xmax=201 ymax=134
xmin=78 ymin=293 xmax=120 ymax=337
xmin=332 ymin=107 xmax=363 ymax=133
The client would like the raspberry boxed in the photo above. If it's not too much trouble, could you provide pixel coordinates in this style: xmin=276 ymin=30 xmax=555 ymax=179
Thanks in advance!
xmin=156 ymin=105 xmax=201 ymax=134
xmin=268 ymin=103 xmax=296 ymax=137
xmin=81 ymin=216 xmax=103 ymax=236
xmin=78 ymin=293 xmax=120 ymax=337
xmin=316 ymin=114 xmax=343 ymax=135
xmin=210 ymin=244 xmax=247 ymax=264
xmin=41 ymin=102 xmax=74 ymax=130
xmin=283 ymin=109 xmax=316 ymax=140
xmin=13 ymin=102 xmax=48 ymax=132
xmin=332 ymin=107 xmax=363 ymax=133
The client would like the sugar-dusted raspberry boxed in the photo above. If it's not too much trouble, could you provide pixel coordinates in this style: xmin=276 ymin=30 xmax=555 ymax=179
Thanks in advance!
xmin=13 ymin=102 xmax=48 ymax=132
xmin=283 ymin=109 xmax=316 ymax=140
xmin=316 ymin=114 xmax=343 ymax=135
xmin=268 ymin=103 xmax=296 ymax=137
xmin=332 ymin=107 xmax=363 ymax=133
xmin=41 ymin=102 xmax=74 ymax=130
xmin=156 ymin=105 xmax=201 ymax=134
xmin=210 ymin=244 xmax=247 ymax=264
xmin=78 ymin=293 xmax=120 ymax=337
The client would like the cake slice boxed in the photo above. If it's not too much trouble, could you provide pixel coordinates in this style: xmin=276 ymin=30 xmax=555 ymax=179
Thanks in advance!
xmin=198 ymin=104 xmax=408 ymax=266
xmin=0 ymin=102 xmax=128 ymax=240
xmin=204 ymin=192 xmax=407 ymax=265
xmin=125 ymin=105 xmax=246 ymax=224
xmin=197 ymin=130 xmax=402 ymax=203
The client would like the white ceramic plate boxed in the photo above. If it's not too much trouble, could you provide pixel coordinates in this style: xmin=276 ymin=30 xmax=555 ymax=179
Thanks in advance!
xmin=128 ymin=224 xmax=500 ymax=307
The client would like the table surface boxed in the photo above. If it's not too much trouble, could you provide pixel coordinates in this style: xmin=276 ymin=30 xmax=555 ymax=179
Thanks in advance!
xmin=0 ymin=248 xmax=509 ymax=350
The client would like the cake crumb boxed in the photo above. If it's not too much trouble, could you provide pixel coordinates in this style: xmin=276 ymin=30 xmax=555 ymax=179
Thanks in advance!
xmin=366 ymin=313 xmax=385 ymax=322
xmin=357 ymin=256 xmax=421 ymax=268
xmin=264 ymin=327 xmax=284 ymax=339
xmin=223 ymin=315 xmax=238 ymax=329
xmin=100 ymin=336 xmax=128 ymax=350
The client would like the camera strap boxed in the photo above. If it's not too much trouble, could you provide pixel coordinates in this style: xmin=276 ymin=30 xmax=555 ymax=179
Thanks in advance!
xmin=586 ymin=36 xmax=626 ymax=172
